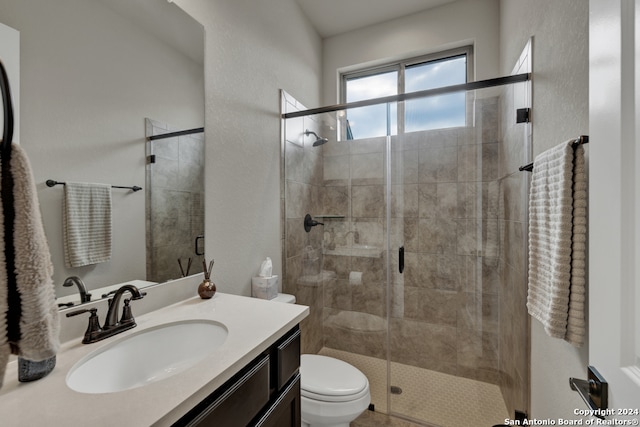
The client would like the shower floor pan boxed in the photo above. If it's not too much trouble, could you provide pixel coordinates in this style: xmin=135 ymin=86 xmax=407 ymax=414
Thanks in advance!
xmin=319 ymin=347 xmax=508 ymax=427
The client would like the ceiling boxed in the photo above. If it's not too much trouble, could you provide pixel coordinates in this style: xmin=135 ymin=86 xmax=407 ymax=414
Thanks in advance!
xmin=294 ymin=0 xmax=458 ymax=38
xmin=97 ymin=0 xmax=204 ymax=64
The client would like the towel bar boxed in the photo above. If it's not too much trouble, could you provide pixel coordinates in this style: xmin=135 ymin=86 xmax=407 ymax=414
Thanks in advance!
xmin=519 ymin=135 xmax=589 ymax=172
xmin=45 ymin=179 xmax=142 ymax=192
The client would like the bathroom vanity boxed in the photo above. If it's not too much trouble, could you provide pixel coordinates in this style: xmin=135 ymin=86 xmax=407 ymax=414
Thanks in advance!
xmin=0 ymin=291 xmax=308 ymax=426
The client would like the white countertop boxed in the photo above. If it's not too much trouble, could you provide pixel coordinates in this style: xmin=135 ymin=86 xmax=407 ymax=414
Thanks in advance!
xmin=0 ymin=293 xmax=309 ymax=427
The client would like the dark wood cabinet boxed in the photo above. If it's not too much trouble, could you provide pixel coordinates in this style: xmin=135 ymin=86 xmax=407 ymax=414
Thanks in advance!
xmin=174 ymin=325 xmax=301 ymax=427
xmin=253 ymin=373 xmax=300 ymax=427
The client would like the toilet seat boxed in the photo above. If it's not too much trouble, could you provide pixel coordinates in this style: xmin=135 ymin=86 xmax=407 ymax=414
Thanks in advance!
xmin=300 ymin=355 xmax=369 ymax=403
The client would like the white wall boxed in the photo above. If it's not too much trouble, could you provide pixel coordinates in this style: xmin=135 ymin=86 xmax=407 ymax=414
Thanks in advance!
xmin=0 ymin=0 xmax=204 ymax=294
xmin=175 ymin=0 xmax=322 ymax=295
xmin=0 ymin=22 xmax=19 ymax=143
xmin=500 ymin=0 xmax=590 ymax=418
xmin=322 ymin=0 xmax=500 ymax=106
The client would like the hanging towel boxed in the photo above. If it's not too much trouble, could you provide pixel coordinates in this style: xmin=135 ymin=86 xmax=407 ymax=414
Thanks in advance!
xmin=0 ymin=143 xmax=60 ymax=388
xmin=63 ymin=181 xmax=112 ymax=268
xmin=526 ymin=140 xmax=587 ymax=347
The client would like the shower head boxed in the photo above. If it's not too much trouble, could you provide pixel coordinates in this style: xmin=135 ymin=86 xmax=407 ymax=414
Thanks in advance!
xmin=304 ymin=129 xmax=329 ymax=147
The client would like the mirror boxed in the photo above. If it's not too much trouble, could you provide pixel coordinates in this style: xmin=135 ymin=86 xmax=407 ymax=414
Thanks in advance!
xmin=0 ymin=0 xmax=205 ymax=306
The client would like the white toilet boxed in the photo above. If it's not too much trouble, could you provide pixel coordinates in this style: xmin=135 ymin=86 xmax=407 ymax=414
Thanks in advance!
xmin=270 ymin=293 xmax=371 ymax=427
xmin=299 ymin=354 xmax=371 ymax=427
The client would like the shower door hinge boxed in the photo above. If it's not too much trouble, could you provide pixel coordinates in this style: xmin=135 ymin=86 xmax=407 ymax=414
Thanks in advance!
xmin=147 ymin=154 xmax=156 ymax=164
xmin=516 ymin=108 xmax=530 ymax=123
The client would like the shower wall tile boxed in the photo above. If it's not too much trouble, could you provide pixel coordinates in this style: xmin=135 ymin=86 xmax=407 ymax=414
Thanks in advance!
xmin=351 ymin=185 xmax=385 ymax=218
xmin=390 ymin=184 xmax=419 ymax=218
xmin=390 ymin=149 xmax=420 ymax=184
xmin=418 ymin=217 xmax=456 ymax=254
xmin=286 ymin=218 xmax=306 ymax=259
xmin=352 ymin=255 xmax=386 ymax=284
xmin=282 ymin=93 xmax=523 ymax=393
xmin=178 ymin=159 xmax=204 ymax=192
xmin=457 ymin=331 xmax=500 ymax=384
xmin=404 ymin=287 xmax=459 ymax=326
xmin=350 ymin=136 xmax=385 ymax=154
xmin=398 ymin=252 xmax=417 ymax=287
xmin=324 ymin=278 xmax=353 ymax=311
xmin=304 ymin=149 xmax=324 ymax=186
xmin=285 ymin=180 xmax=311 ymax=218
xmin=322 ymin=253 xmax=351 ymax=279
xmin=352 ymin=282 xmax=386 ymax=317
xmin=324 ymin=308 xmax=388 ymax=360
xmin=285 ymin=116 xmax=304 ymax=147
xmin=285 ymin=141 xmax=305 ymax=182
xmin=422 ymin=128 xmax=458 ymax=148
xmin=324 ymin=155 xmax=350 ymax=184
xmin=153 ymin=136 xmax=179 ymax=160
xmin=351 ymin=152 xmax=384 ymax=183
xmin=151 ymin=189 xmax=191 ymax=246
xmin=418 ymin=146 xmax=457 ymax=183
xmin=296 ymin=278 xmax=324 ymax=354
xmin=152 ymin=156 xmax=179 ymax=188
xmin=353 ymin=217 xmax=385 ymax=248
xmin=418 ymin=184 xmax=437 ymax=218
xmin=390 ymin=318 xmax=457 ymax=375
xmin=322 ymin=185 xmax=349 ymax=216
xmin=457 ymin=142 xmax=499 ymax=182
xmin=436 ymin=183 xmax=458 ymax=217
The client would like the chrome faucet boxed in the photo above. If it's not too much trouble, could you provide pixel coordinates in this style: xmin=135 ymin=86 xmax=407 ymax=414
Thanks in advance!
xmin=65 ymin=284 xmax=146 ymax=344
xmin=63 ymin=276 xmax=91 ymax=303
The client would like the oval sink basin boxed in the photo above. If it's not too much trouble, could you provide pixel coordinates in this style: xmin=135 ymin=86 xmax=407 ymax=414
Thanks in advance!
xmin=66 ymin=319 xmax=228 ymax=394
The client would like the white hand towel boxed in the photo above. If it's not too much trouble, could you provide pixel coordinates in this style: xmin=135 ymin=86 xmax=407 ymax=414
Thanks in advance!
xmin=526 ymin=140 xmax=586 ymax=347
xmin=63 ymin=181 xmax=112 ymax=268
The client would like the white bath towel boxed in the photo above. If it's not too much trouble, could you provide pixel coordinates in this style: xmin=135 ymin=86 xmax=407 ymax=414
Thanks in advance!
xmin=63 ymin=182 xmax=112 ymax=268
xmin=1 ymin=144 xmax=60 ymax=388
xmin=526 ymin=140 xmax=587 ymax=347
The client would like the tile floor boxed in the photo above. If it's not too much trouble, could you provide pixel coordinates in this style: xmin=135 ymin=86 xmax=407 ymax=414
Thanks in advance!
xmin=318 ymin=348 xmax=508 ymax=427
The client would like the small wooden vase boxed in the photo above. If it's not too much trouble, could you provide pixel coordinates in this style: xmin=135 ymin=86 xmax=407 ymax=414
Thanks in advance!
xmin=198 ymin=279 xmax=216 ymax=299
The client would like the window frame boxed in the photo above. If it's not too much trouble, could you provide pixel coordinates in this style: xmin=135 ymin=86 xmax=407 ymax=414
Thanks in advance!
xmin=340 ymin=45 xmax=474 ymax=137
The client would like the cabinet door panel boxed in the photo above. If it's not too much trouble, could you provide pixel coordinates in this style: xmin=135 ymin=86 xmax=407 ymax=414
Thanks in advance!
xmin=253 ymin=374 xmax=301 ymax=427
xmin=186 ymin=355 xmax=270 ymax=427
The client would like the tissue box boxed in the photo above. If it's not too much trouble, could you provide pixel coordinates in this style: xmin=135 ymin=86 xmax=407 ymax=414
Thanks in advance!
xmin=252 ymin=275 xmax=278 ymax=300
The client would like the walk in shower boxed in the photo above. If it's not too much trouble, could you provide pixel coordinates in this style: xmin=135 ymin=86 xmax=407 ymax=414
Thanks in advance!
xmin=281 ymin=67 xmax=532 ymax=426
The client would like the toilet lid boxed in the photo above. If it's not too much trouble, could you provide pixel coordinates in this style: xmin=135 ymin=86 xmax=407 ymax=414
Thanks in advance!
xmin=300 ymin=355 xmax=369 ymax=402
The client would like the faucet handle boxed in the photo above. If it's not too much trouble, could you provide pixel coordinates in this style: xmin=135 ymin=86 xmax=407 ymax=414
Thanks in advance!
xmin=65 ymin=307 xmax=97 ymax=318
xmin=119 ymin=299 xmax=136 ymax=325
xmin=66 ymin=308 xmax=103 ymax=344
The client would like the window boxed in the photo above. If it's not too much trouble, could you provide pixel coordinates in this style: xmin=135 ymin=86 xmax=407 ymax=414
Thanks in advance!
xmin=341 ymin=46 xmax=472 ymax=139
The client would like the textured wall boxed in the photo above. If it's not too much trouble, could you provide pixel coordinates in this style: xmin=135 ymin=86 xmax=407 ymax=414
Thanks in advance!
xmin=500 ymin=0 xmax=589 ymax=419
xmin=322 ymin=0 xmax=500 ymax=106
xmin=175 ymin=0 xmax=323 ymax=295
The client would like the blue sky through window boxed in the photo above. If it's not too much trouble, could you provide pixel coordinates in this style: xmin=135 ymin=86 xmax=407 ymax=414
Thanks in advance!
xmin=345 ymin=71 xmax=397 ymax=139
xmin=405 ymin=56 xmax=466 ymax=132
xmin=343 ymin=54 xmax=467 ymax=139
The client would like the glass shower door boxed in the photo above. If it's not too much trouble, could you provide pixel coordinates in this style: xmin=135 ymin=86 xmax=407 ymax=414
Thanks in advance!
xmin=386 ymin=94 xmax=508 ymax=426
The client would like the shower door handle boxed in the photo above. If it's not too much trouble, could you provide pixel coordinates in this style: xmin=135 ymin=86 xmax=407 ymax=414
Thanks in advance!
xmin=399 ymin=246 xmax=404 ymax=274
xmin=195 ymin=234 xmax=205 ymax=256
